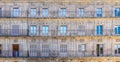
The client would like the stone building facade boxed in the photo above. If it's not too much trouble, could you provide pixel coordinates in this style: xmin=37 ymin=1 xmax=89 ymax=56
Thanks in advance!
xmin=0 ymin=0 xmax=120 ymax=62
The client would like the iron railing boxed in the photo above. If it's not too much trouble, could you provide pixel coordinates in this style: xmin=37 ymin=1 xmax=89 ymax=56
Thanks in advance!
xmin=0 ymin=11 xmax=118 ymax=18
xmin=0 ymin=29 xmax=118 ymax=37
xmin=0 ymin=50 xmax=118 ymax=58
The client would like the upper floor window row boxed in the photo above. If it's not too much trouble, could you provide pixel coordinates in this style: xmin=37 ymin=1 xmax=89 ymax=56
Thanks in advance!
xmin=1 ymin=25 xmax=120 ymax=36
xmin=0 ymin=8 xmax=120 ymax=17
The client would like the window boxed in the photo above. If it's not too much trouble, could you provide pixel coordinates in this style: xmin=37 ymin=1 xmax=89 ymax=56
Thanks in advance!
xmin=114 ymin=8 xmax=120 ymax=17
xmin=42 ymin=8 xmax=49 ymax=17
xmin=115 ymin=45 xmax=120 ymax=54
xmin=97 ymin=44 xmax=103 ymax=56
xmin=60 ymin=25 xmax=67 ymax=34
xmin=96 ymin=25 xmax=103 ymax=35
xmin=60 ymin=44 xmax=67 ymax=52
xmin=78 ymin=8 xmax=84 ymax=17
xmin=114 ymin=26 xmax=120 ymax=35
xmin=42 ymin=45 xmax=49 ymax=52
xmin=13 ymin=8 xmax=20 ymax=17
xmin=60 ymin=8 xmax=67 ymax=17
xmin=30 ymin=44 xmax=36 ymax=51
xmin=30 ymin=8 xmax=37 ymax=16
xmin=81 ymin=44 xmax=86 ymax=51
xmin=42 ymin=25 xmax=49 ymax=34
xmin=12 ymin=25 xmax=19 ymax=35
xmin=96 ymin=8 xmax=102 ymax=17
xmin=30 ymin=25 xmax=37 ymax=35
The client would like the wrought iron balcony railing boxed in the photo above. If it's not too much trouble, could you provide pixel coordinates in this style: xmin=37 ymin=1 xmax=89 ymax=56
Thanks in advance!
xmin=0 ymin=11 xmax=118 ymax=18
xmin=0 ymin=50 xmax=118 ymax=58
xmin=0 ymin=29 xmax=118 ymax=37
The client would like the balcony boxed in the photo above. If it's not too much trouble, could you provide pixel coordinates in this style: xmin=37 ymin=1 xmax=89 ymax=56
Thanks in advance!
xmin=0 ymin=50 xmax=118 ymax=58
xmin=0 ymin=11 xmax=118 ymax=18
xmin=0 ymin=29 xmax=118 ymax=37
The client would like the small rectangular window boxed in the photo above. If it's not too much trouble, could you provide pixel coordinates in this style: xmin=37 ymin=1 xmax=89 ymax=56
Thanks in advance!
xmin=30 ymin=25 xmax=37 ymax=35
xmin=78 ymin=8 xmax=84 ymax=17
xmin=81 ymin=44 xmax=86 ymax=51
xmin=13 ymin=8 xmax=20 ymax=17
xmin=60 ymin=44 xmax=67 ymax=52
xmin=30 ymin=8 xmax=37 ymax=16
xmin=96 ymin=25 xmax=103 ymax=35
xmin=42 ymin=44 xmax=49 ymax=52
xmin=114 ymin=8 xmax=120 ymax=17
xmin=60 ymin=25 xmax=67 ymax=34
xmin=114 ymin=26 xmax=120 ymax=35
xmin=96 ymin=8 xmax=102 ymax=17
xmin=42 ymin=8 xmax=49 ymax=17
xmin=115 ymin=45 xmax=120 ymax=54
xmin=97 ymin=44 xmax=103 ymax=56
xmin=42 ymin=25 xmax=49 ymax=34
xmin=60 ymin=8 xmax=67 ymax=17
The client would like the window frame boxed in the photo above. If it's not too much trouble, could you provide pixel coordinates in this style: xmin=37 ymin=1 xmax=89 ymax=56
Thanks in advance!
xmin=42 ymin=25 xmax=49 ymax=35
xmin=114 ymin=26 xmax=120 ymax=35
xmin=29 ymin=25 xmax=37 ymax=35
xmin=60 ymin=25 xmax=67 ymax=34
xmin=96 ymin=25 xmax=103 ymax=35
xmin=30 ymin=8 xmax=37 ymax=16
xmin=96 ymin=8 xmax=102 ymax=17
xmin=13 ymin=8 xmax=20 ymax=17
xmin=114 ymin=8 xmax=120 ymax=17
xmin=78 ymin=8 xmax=84 ymax=17
xmin=59 ymin=8 xmax=67 ymax=17
xmin=42 ymin=8 xmax=49 ymax=17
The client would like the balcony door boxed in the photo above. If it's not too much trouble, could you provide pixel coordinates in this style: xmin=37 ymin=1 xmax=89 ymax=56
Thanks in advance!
xmin=13 ymin=44 xmax=19 ymax=57
xmin=96 ymin=44 xmax=103 ymax=56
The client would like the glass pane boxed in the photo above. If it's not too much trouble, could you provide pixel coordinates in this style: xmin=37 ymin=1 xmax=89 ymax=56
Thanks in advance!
xmin=30 ymin=25 xmax=37 ymax=35
xmin=30 ymin=8 xmax=37 ymax=16
xmin=42 ymin=8 xmax=48 ymax=17
xmin=96 ymin=25 xmax=103 ymax=35
xmin=81 ymin=44 xmax=86 ymax=51
xmin=78 ymin=8 xmax=84 ymax=17
xmin=60 ymin=8 xmax=66 ymax=16
xmin=115 ymin=8 xmax=120 ymax=17
xmin=118 ymin=26 xmax=120 ymax=34
xmin=60 ymin=25 xmax=67 ymax=34
xmin=96 ymin=8 xmax=102 ymax=17
xmin=96 ymin=26 xmax=99 ymax=35
xmin=115 ymin=27 xmax=118 ymax=34
xmin=42 ymin=25 xmax=49 ymax=34
xmin=13 ymin=8 xmax=19 ymax=16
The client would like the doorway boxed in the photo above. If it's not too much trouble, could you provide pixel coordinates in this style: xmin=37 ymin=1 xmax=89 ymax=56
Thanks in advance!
xmin=12 ymin=44 xmax=19 ymax=57
xmin=96 ymin=44 xmax=103 ymax=56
